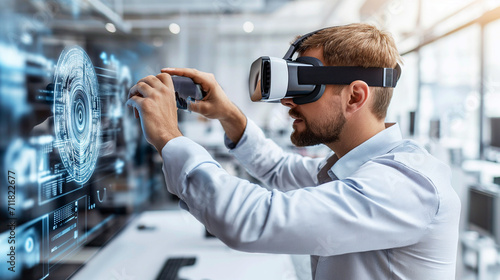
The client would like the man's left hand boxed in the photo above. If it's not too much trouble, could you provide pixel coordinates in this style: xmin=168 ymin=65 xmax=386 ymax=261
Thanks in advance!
xmin=126 ymin=73 xmax=182 ymax=153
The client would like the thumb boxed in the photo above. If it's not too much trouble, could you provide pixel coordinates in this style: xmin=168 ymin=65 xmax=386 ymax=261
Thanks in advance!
xmin=187 ymin=99 xmax=200 ymax=113
xmin=188 ymin=99 xmax=212 ymax=117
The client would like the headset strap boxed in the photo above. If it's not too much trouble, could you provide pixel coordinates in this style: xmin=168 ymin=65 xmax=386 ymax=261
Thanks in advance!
xmin=282 ymin=28 xmax=328 ymax=60
xmin=297 ymin=64 xmax=401 ymax=88
xmin=283 ymin=27 xmax=402 ymax=87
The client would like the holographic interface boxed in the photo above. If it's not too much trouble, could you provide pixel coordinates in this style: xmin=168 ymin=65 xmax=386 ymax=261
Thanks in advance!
xmin=0 ymin=6 xmax=162 ymax=278
xmin=53 ymin=46 xmax=101 ymax=185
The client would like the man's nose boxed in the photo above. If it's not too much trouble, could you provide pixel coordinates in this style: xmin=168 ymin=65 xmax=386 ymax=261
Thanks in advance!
xmin=280 ymin=98 xmax=297 ymax=108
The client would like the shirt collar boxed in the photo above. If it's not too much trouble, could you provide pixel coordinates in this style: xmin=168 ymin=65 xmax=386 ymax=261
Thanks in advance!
xmin=329 ymin=123 xmax=402 ymax=180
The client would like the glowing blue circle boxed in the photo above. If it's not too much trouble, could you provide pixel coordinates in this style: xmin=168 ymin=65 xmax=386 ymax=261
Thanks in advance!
xmin=53 ymin=46 xmax=101 ymax=184
xmin=25 ymin=236 xmax=34 ymax=253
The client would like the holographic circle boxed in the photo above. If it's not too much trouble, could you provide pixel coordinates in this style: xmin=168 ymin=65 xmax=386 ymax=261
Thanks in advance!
xmin=25 ymin=236 xmax=34 ymax=253
xmin=53 ymin=46 xmax=100 ymax=184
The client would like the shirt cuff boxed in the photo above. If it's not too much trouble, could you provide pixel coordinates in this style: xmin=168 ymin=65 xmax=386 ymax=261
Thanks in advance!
xmin=223 ymin=118 xmax=248 ymax=149
xmin=224 ymin=119 xmax=269 ymax=163
xmin=223 ymin=118 xmax=262 ymax=150
xmin=161 ymin=136 xmax=221 ymax=200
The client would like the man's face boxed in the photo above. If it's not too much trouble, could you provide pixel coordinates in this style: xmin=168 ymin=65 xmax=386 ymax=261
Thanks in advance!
xmin=281 ymin=47 xmax=347 ymax=147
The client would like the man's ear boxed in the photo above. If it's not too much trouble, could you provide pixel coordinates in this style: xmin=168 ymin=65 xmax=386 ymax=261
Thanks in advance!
xmin=345 ymin=80 xmax=369 ymax=115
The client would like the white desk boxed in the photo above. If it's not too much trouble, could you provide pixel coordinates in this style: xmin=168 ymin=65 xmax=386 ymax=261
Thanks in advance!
xmin=72 ymin=210 xmax=298 ymax=280
xmin=462 ymin=160 xmax=500 ymax=185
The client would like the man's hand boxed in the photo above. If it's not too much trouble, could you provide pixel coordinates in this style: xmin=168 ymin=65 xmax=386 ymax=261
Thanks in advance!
xmin=126 ymin=73 xmax=183 ymax=153
xmin=161 ymin=68 xmax=247 ymax=145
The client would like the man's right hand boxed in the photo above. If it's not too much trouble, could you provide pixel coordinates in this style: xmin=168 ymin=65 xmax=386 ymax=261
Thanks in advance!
xmin=161 ymin=67 xmax=247 ymax=145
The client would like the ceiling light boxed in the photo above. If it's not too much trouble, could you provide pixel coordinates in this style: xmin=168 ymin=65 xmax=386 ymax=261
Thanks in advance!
xmin=169 ymin=23 xmax=180 ymax=34
xmin=243 ymin=21 xmax=254 ymax=33
xmin=105 ymin=23 xmax=116 ymax=33
xmin=153 ymin=37 xmax=163 ymax=47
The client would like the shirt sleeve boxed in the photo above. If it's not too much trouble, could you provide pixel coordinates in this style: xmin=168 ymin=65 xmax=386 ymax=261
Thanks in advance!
xmin=161 ymin=137 xmax=440 ymax=256
xmin=224 ymin=119 xmax=323 ymax=191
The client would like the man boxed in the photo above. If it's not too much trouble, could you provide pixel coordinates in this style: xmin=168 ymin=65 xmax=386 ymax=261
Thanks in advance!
xmin=127 ymin=23 xmax=461 ymax=279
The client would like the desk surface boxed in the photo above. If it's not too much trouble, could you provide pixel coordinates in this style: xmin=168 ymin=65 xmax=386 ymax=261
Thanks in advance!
xmin=71 ymin=210 xmax=298 ymax=280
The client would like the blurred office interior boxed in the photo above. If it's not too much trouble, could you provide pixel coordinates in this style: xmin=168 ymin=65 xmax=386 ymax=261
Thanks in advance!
xmin=1 ymin=0 xmax=500 ymax=279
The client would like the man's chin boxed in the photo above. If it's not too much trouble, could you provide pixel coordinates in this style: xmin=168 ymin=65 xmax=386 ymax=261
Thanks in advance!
xmin=291 ymin=131 xmax=319 ymax=147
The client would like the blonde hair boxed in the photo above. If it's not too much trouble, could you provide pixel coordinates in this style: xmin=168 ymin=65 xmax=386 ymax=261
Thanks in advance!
xmin=297 ymin=23 xmax=402 ymax=120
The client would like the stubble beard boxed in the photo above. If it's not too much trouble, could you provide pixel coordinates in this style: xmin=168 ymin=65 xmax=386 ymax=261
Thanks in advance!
xmin=290 ymin=109 xmax=347 ymax=147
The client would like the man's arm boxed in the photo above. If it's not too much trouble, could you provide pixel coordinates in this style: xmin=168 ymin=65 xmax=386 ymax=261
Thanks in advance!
xmin=162 ymin=136 xmax=440 ymax=256
xmin=161 ymin=67 xmax=247 ymax=145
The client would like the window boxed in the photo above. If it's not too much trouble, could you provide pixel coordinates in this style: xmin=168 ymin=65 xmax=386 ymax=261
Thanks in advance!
xmin=388 ymin=52 xmax=418 ymax=138
xmin=419 ymin=25 xmax=481 ymax=159
xmin=484 ymin=19 xmax=500 ymax=159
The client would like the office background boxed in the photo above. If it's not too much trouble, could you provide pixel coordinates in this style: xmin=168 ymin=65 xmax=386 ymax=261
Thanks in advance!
xmin=1 ymin=0 xmax=500 ymax=279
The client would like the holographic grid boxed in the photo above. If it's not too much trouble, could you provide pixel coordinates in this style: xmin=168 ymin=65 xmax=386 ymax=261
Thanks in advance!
xmin=53 ymin=46 xmax=101 ymax=185
xmin=0 ymin=25 xmax=159 ymax=278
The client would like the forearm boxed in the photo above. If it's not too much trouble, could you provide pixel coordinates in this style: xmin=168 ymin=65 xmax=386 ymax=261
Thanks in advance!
xmin=218 ymin=104 xmax=247 ymax=145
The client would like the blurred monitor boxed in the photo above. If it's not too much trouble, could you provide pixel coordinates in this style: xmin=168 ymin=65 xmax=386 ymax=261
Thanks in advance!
xmin=494 ymin=177 xmax=500 ymax=186
xmin=409 ymin=111 xmax=416 ymax=137
xmin=490 ymin=117 xmax=500 ymax=149
xmin=429 ymin=119 xmax=441 ymax=140
xmin=468 ymin=186 xmax=500 ymax=244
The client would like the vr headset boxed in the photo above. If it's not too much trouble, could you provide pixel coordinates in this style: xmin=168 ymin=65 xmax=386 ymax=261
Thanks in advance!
xmin=249 ymin=28 xmax=402 ymax=104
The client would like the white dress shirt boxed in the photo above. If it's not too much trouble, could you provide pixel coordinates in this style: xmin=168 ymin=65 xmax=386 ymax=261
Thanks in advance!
xmin=161 ymin=119 xmax=461 ymax=279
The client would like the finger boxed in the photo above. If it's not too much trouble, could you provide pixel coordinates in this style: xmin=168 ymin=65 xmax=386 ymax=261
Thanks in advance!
xmin=137 ymin=75 xmax=165 ymax=90
xmin=128 ymin=81 xmax=153 ymax=99
xmin=161 ymin=68 xmax=202 ymax=83
xmin=161 ymin=68 xmax=212 ymax=91
xmin=128 ymin=84 xmax=140 ymax=99
xmin=125 ymin=96 xmax=144 ymax=116
xmin=155 ymin=73 xmax=174 ymax=89
xmin=187 ymin=100 xmax=199 ymax=113
xmin=126 ymin=102 xmax=140 ymax=118
xmin=188 ymin=100 xmax=211 ymax=116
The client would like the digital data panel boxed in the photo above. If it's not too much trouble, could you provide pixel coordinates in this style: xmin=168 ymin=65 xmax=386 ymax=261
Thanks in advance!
xmin=0 ymin=3 xmax=163 ymax=278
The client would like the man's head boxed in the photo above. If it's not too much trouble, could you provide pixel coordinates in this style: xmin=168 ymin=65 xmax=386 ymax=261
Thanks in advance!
xmin=281 ymin=23 xmax=402 ymax=148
